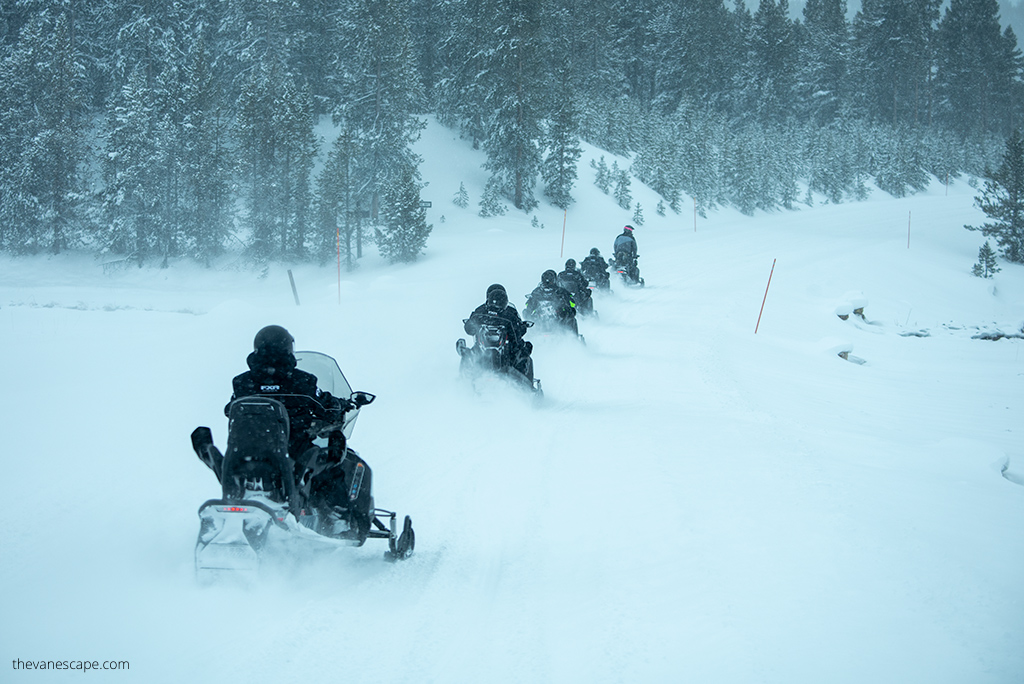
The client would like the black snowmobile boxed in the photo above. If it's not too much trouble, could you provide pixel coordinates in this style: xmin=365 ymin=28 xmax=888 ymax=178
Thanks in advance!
xmin=610 ymin=250 xmax=645 ymax=288
xmin=191 ymin=351 xmax=414 ymax=582
xmin=523 ymin=293 xmax=584 ymax=343
xmin=582 ymin=266 xmax=611 ymax=292
xmin=456 ymin=314 xmax=542 ymax=397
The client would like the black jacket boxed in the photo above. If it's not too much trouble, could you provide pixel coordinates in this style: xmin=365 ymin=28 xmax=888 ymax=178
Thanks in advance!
xmin=581 ymin=254 xmax=608 ymax=279
xmin=525 ymin=283 xmax=575 ymax=319
xmin=466 ymin=302 xmax=528 ymax=347
xmin=228 ymin=349 xmax=341 ymax=457
xmin=557 ymin=268 xmax=590 ymax=298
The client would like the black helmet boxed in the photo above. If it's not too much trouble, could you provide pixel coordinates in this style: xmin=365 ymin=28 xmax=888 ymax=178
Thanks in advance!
xmin=590 ymin=248 xmax=600 ymax=256
xmin=253 ymin=325 xmax=294 ymax=356
xmin=623 ymin=225 xmax=634 ymax=233
xmin=486 ymin=284 xmax=508 ymax=309
xmin=541 ymin=269 xmax=557 ymax=286
xmin=565 ymin=258 xmax=576 ymax=271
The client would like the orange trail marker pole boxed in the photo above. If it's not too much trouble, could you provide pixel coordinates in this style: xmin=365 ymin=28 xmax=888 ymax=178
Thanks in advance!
xmin=755 ymin=259 xmax=776 ymax=334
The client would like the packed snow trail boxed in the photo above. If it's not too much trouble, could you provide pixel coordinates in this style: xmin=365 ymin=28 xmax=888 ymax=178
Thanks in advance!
xmin=2 ymin=121 xmax=1023 ymax=683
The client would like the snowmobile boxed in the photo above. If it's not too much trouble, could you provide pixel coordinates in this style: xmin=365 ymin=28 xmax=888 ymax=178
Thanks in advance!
xmin=191 ymin=351 xmax=414 ymax=583
xmin=524 ymin=293 xmax=583 ymax=342
xmin=582 ymin=267 xmax=611 ymax=292
xmin=610 ymin=251 xmax=645 ymax=288
xmin=456 ymin=314 xmax=542 ymax=396
xmin=556 ymin=272 xmax=596 ymax=317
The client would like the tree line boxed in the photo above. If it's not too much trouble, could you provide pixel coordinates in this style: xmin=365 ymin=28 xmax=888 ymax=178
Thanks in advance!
xmin=0 ymin=0 xmax=1021 ymax=266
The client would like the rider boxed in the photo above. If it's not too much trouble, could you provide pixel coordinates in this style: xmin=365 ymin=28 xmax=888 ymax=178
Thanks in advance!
xmin=525 ymin=269 xmax=578 ymax=335
xmin=225 ymin=326 xmax=358 ymax=527
xmin=581 ymin=248 xmax=610 ymax=289
xmin=226 ymin=325 xmax=342 ymax=460
xmin=465 ymin=284 xmax=534 ymax=381
xmin=612 ymin=225 xmax=640 ymax=282
xmin=557 ymin=258 xmax=593 ymax=315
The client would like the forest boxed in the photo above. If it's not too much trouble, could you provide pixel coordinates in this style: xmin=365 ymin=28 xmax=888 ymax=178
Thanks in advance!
xmin=0 ymin=0 xmax=1021 ymax=265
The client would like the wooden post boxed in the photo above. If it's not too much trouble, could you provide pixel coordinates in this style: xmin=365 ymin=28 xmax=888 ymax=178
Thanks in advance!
xmin=288 ymin=269 xmax=300 ymax=306
xmin=755 ymin=259 xmax=776 ymax=334
xmin=559 ymin=209 xmax=567 ymax=258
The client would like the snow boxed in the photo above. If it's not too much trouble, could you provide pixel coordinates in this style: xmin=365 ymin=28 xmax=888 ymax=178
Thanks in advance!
xmin=2 ymin=118 xmax=1023 ymax=684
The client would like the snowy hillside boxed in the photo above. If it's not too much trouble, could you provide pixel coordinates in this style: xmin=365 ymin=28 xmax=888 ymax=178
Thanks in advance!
xmin=1 ymin=119 xmax=1022 ymax=684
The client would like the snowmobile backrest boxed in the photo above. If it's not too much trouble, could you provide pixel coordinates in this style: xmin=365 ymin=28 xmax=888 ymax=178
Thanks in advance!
xmin=221 ymin=397 xmax=293 ymax=501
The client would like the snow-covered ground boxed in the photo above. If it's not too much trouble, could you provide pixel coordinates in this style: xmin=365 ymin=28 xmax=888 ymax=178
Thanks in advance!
xmin=2 ymin=120 xmax=1022 ymax=683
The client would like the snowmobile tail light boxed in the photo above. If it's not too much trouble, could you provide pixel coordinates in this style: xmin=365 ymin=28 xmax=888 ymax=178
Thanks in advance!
xmin=219 ymin=506 xmax=250 ymax=513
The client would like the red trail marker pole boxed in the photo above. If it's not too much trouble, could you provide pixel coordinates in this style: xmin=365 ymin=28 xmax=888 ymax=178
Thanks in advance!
xmin=755 ymin=259 xmax=776 ymax=334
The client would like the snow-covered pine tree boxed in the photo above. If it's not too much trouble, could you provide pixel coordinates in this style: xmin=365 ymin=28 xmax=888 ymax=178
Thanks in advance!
xmin=541 ymin=12 xmax=581 ymax=212
xmin=967 ymin=129 xmax=1024 ymax=262
xmin=479 ymin=177 xmax=508 ymax=217
xmin=935 ymin=0 xmax=1019 ymax=139
xmin=613 ymin=163 xmax=632 ymax=209
xmin=102 ymin=66 xmax=162 ymax=263
xmin=632 ymin=202 xmax=644 ymax=225
xmin=971 ymin=241 xmax=1001 ymax=277
xmin=327 ymin=0 xmax=425 ymax=229
xmin=0 ymin=8 xmax=88 ymax=254
xmin=453 ymin=182 xmax=469 ymax=208
xmin=179 ymin=26 xmax=233 ymax=264
xmin=592 ymin=156 xmax=611 ymax=194
xmin=797 ymin=0 xmax=850 ymax=127
xmin=481 ymin=0 xmax=544 ymax=212
xmin=376 ymin=160 xmax=432 ymax=263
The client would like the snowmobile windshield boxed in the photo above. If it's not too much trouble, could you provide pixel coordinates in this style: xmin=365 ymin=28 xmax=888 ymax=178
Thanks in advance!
xmin=295 ymin=351 xmax=354 ymax=398
xmin=294 ymin=351 xmax=361 ymax=440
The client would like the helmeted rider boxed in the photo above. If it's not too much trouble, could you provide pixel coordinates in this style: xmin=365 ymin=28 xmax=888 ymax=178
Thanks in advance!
xmin=557 ymin=258 xmax=594 ymax=315
xmin=224 ymin=326 xmax=359 ymax=528
xmin=465 ymin=284 xmax=534 ymax=381
xmin=525 ymin=269 xmax=578 ymax=334
xmin=227 ymin=325 xmax=342 ymax=460
xmin=612 ymin=225 xmax=641 ymax=283
xmin=581 ymin=248 xmax=611 ymax=290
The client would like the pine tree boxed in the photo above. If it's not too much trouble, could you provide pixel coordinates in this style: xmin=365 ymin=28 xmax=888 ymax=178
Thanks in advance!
xmin=328 ymin=0 xmax=425 ymax=226
xmin=935 ymin=0 xmax=1021 ymax=138
xmin=632 ymin=202 xmax=644 ymax=225
xmin=481 ymin=0 xmax=544 ymax=212
xmin=592 ymin=156 xmax=612 ymax=193
xmin=478 ymin=177 xmax=508 ymax=217
xmin=735 ymin=0 xmax=799 ymax=125
xmin=376 ymin=160 xmax=432 ymax=262
xmin=453 ymin=182 xmax=469 ymax=208
xmin=971 ymin=241 xmax=1001 ymax=277
xmin=316 ymin=129 xmax=360 ymax=269
xmin=852 ymin=0 xmax=941 ymax=126
xmin=179 ymin=26 xmax=232 ymax=264
xmin=0 ymin=8 xmax=89 ymax=254
xmin=613 ymin=163 xmax=632 ymax=209
xmin=797 ymin=0 xmax=850 ymax=126
xmin=541 ymin=10 xmax=582 ymax=211
xmin=967 ymin=129 xmax=1024 ymax=262
xmin=102 ymin=66 xmax=162 ymax=263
